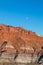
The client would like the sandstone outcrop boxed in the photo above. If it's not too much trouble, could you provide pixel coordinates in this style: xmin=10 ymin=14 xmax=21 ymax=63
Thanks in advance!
xmin=0 ymin=24 xmax=43 ymax=55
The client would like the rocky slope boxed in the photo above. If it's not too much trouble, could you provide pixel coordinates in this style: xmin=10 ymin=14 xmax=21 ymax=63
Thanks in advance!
xmin=0 ymin=24 xmax=43 ymax=55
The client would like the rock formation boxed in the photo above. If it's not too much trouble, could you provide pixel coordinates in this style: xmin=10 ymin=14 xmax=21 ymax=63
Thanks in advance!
xmin=0 ymin=24 xmax=43 ymax=55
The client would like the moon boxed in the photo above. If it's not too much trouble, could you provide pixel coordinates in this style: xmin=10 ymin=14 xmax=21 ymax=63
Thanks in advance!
xmin=26 ymin=16 xmax=29 ymax=20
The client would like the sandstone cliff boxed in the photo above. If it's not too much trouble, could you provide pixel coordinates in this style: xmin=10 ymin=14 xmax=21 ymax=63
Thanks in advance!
xmin=0 ymin=24 xmax=43 ymax=55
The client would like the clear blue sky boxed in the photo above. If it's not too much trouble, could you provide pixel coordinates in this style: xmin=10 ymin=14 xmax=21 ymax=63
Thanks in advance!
xmin=0 ymin=0 xmax=43 ymax=35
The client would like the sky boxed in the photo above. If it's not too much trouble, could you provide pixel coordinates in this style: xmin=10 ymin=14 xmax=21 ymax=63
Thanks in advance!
xmin=0 ymin=0 xmax=43 ymax=35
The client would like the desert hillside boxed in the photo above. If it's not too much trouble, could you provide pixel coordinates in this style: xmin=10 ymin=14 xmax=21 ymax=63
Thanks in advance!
xmin=0 ymin=24 xmax=43 ymax=55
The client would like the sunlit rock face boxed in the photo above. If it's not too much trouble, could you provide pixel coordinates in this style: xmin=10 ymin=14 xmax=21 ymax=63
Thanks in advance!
xmin=0 ymin=24 xmax=43 ymax=55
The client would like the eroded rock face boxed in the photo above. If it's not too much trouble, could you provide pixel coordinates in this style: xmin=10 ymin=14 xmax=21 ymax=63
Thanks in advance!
xmin=0 ymin=24 xmax=43 ymax=55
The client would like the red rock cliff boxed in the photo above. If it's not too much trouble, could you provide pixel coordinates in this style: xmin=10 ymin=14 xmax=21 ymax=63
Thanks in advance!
xmin=0 ymin=24 xmax=43 ymax=55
